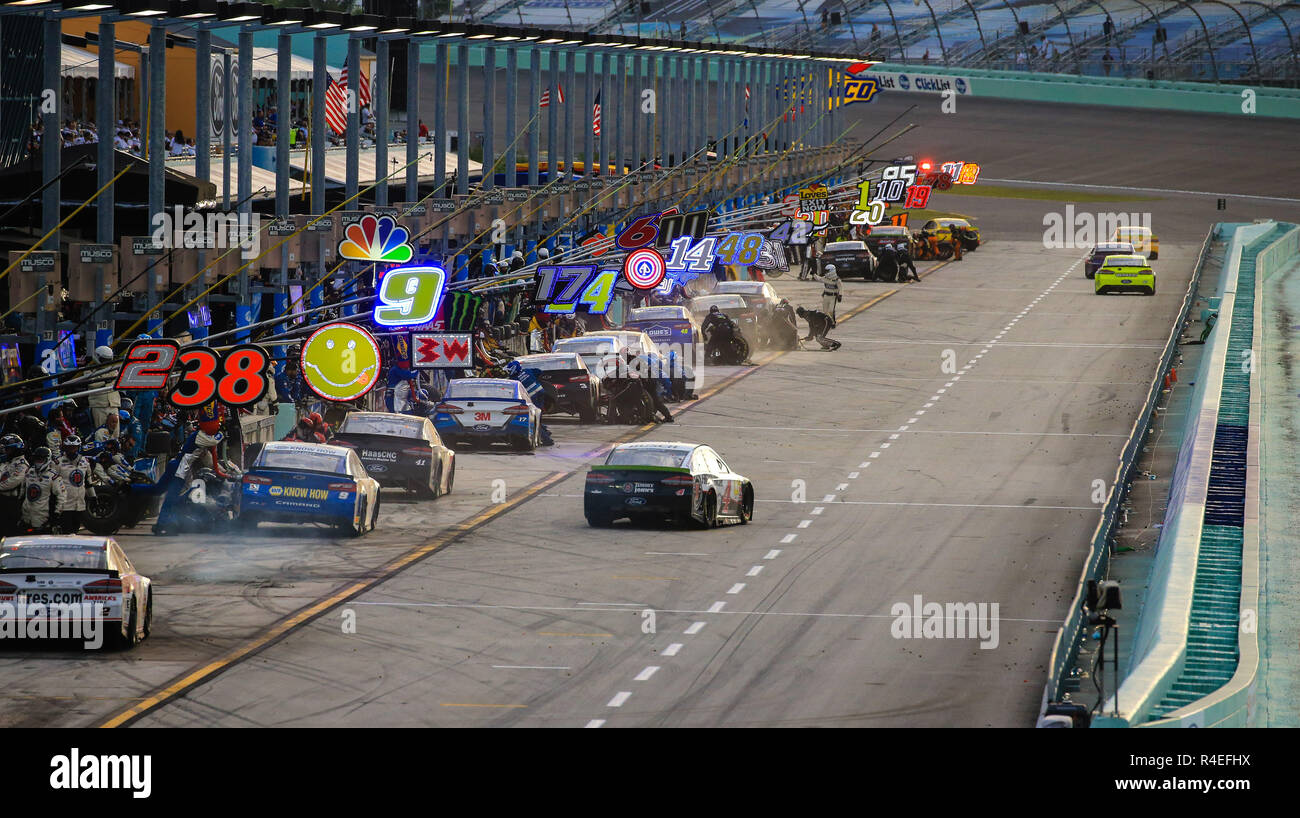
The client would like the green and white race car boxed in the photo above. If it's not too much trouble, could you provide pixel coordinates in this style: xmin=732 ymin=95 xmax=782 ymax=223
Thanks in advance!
xmin=1094 ymin=254 xmax=1155 ymax=296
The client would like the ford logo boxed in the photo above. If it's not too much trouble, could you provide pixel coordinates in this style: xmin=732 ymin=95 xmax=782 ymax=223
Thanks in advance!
xmin=898 ymin=74 xmax=910 ymax=90
xmin=627 ymin=497 xmax=647 ymax=505
xmin=955 ymin=78 xmax=967 ymax=94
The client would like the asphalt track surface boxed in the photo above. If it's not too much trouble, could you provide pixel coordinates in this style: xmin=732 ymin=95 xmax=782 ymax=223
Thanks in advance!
xmin=3 ymin=96 xmax=1298 ymax=728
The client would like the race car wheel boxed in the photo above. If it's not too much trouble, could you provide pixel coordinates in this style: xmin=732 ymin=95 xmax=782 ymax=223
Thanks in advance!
xmin=1149 ymin=251 xmax=1158 ymax=260
xmin=586 ymin=511 xmax=614 ymax=527
xmin=370 ymin=493 xmax=381 ymax=531
xmin=348 ymin=498 xmax=369 ymax=537
xmin=511 ymin=433 xmax=533 ymax=452
xmin=739 ymin=488 xmax=753 ymax=524
xmin=698 ymin=493 xmax=718 ymax=529
xmin=445 ymin=462 xmax=455 ymax=495
xmin=110 ymin=598 xmax=137 ymax=649
xmin=239 ymin=512 xmax=259 ymax=532
xmin=1146 ymin=285 xmax=1156 ymax=296
xmin=579 ymin=403 xmax=598 ymax=423
xmin=142 ymin=591 xmax=153 ymax=639
xmin=936 ymin=243 xmax=954 ymax=260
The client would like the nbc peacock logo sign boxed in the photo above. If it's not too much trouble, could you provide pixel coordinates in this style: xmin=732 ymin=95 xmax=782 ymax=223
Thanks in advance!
xmin=337 ymin=214 xmax=414 ymax=264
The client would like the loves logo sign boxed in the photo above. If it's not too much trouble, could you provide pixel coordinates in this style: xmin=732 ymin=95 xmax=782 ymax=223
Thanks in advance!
xmin=411 ymin=333 xmax=475 ymax=369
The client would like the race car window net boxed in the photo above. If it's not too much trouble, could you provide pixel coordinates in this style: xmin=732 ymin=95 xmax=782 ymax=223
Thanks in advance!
xmin=553 ymin=339 xmax=619 ymax=356
xmin=690 ymin=296 xmax=747 ymax=311
xmin=605 ymin=449 xmax=691 ymax=468
xmin=0 ymin=545 xmax=108 ymax=571
xmin=256 ymin=451 xmax=347 ymax=474
xmin=340 ymin=416 xmax=426 ymax=437
xmin=445 ymin=383 xmax=520 ymax=400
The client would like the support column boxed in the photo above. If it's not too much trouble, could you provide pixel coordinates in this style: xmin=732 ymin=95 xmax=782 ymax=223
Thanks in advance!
xmin=482 ymin=45 xmax=495 ymax=190
xmin=433 ymin=41 xmax=447 ymax=195
xmin=276 ymin=32 xmax=291 ymax=217
xmin=312 ymin=35 xmax=326 ymax=213
xmin=97 ymin=20 xmax=116 ymax=244
xmin=375 ymin=37 xmax=388 ymax=205
xmin=346 ymin=37 xmax=360 ymax=201
xmin=407 ymin=38 xmax=421 ymax=202
xmin=147 ymin=22 xmax=166 ymax=337
xmin=527 ymin=46 xmax=540 ymax=188
xmin=456 ymin=43 xmax=469 ymax=197
xmin=238 ymin=28 xmax=253 ymax=212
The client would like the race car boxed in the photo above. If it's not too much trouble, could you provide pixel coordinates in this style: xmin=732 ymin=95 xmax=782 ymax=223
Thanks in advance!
xmin=1113 ymin=225 xmax=1158 ymax=260
xmin=820 ymin=240 xmax=877 ymax=279
xmin=921 ymin=217 xmax=981 ymax=250
xmin=687 ymin=293 xmax=759 ymax=345
xmin=433 ymin=378 xmax=543 ymax=451
xmin=711 ymin=280 xmax=781 ymax=312
xmin=623 ymin=304 xmax=702 ymax=347
xmin=862 ymin=224 xmax=911 ymax=255
xmin=332 ymin=411 xmax=455 ymax=497
xmin=552 ymin=334 xmax=628 ymax=373
xmin=1084 ymin=241 xmax=1136 ymax=278
xmin=240 ymin=442 xmax=381 ymax=536
xmin=585 ymin=442 xmax=754 ymax=528
xmin=0 ymin=535 xmax=153 ymax=649
xmin=511 ymin=353 xmax=602 ymax=422
xmin=1094 ymin=254 xmax=1155 ymax=295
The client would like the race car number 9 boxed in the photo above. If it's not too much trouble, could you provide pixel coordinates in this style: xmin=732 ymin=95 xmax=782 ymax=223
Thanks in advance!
xmin=168 ymin=345 xmax=271 ymax=409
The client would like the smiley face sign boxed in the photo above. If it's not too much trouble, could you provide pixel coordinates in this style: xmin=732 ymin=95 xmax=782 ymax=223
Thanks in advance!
xmin=300 ymin=323 xmax=382 ymax=402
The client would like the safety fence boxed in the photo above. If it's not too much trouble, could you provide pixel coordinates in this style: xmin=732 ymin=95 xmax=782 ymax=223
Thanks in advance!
xmin=1040 ymin=226 xmax=1212 ymax=720
xmin=1091 ymin=221 xmax=1298 ymax=727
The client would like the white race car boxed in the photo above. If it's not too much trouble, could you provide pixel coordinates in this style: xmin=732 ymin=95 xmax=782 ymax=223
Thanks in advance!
xmin=0 ymin=535 xmax=153 ymax=649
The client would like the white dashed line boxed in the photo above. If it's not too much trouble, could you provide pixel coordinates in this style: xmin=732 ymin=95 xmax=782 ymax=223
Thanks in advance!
xmin=765 ymin=549 xmax=782 ymax=559
xmin=848 ymin=471 xmax=859 ymax=479
xmin=747 ymin=565 xmax=764 ymax=576
xmin=835 ymin=483 xmax=848 ymax=491
xmin=607 ymin=692 xmax=631 ymax=708
xmin=635 ymin=666 xmax=660 ymax=682
xmin=663 ymin=643 xmax=683 ymax=657
xmin=811 ymin=506 xmax=824 ymax=515
xmin=685 ymin=622 xmax=706 ymax=634
xmin=708 ymin=601 xmax=726 ymax=613
xmin=727 ymin=583 xmax=746 ymax=595
xmin=779 ymin=534 xmax=796 ymax=544
xmin=586 ymin=719 xmax=606 ymax=728
xmin=797 ymin=519 xmax=812 ymax=527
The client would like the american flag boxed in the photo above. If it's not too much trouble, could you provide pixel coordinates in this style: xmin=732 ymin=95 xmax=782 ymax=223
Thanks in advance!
xmin=744 ymin=84 xmax=751 ymax=101
xmin=341 ymin=65 xmax=371 ymax=107
xmin=324 ymin=73 xmax=348 ymax=134
xmin=592 ymin=89 xmax=601 ymax=136
xmin=539 ymin=82 xmax=565 ymax=107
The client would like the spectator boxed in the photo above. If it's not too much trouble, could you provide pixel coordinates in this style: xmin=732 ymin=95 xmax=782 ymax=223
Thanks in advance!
xmin=1102 ymin=49 xmax=1114 ymax=76
xmin=86 ymin=346 xmax=121 ymax=430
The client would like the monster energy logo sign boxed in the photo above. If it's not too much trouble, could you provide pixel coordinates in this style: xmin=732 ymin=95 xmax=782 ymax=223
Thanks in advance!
xmin=444 ymin=290 xmax=483 ymax=332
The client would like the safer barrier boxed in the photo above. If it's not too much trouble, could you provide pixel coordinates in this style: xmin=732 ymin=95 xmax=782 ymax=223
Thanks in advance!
xmin=866 ymin=63 xmax=1300 ymax=120
xmin=1040 ymin=227 xmax=1212 ymax=720
xmin=1094 ymin=222 xmax=1298 ymax=727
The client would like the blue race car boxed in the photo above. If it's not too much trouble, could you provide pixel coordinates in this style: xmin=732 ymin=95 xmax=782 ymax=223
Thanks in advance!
xmin=622 ymin=305 xmax=702 ymax=347
xmin=433 ymin=378 xmax=544 ymax=451
xmin=240 ymin=442 xmax=381 ymax=536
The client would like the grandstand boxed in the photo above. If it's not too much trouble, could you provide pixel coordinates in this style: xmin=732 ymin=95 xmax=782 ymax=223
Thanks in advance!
xmin=462 ymin=1 xmax=1300 ymax=84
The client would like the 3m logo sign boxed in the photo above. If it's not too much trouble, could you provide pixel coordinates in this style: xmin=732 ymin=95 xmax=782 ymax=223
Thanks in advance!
xmin=412 ymin=333 xmax=475 ymax=369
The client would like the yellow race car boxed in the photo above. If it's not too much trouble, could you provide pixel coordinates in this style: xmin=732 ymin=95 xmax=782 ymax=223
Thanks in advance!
xmin=1112 ymin=225 xmax=1158 ymax=260
xmin=921 ymin=218 xmax=981 ymax=251
xmin=1094 ymin=254 xmax=1155 ymax=295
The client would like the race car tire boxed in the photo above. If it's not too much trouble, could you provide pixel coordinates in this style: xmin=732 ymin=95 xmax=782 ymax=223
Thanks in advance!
xmin=1146 ymin=285 xmax=1156 ymax=296
xmin=1085 ymin=271 xmax=1095 ymax=279
xmin=936 ymin=243 xmax=954 ymax=260
xmin=579 ymin=403 xmax=598 ymax=423
xmin=511 ymin=433 xmax=534 ymax=452
xmin=370 ymin=493 xmax=381 ymax=531
xmin=586 ymin=511 xmax=614 ymax=528
xmin=1149 ymin=251 xmax=1158 ymax=260
xmin=142 ymin=591 xmax=153 ymax=639
xmin=239 ymin=512 xmax=259 ymax=532
xmin=739 ymin=488 xmax=753 ymax=524
xmin=109 ymin=598 xmax=138 ymax=650
xmin=445 ymin=462 xmax=455 ymax=495
xmin=83 ymin=491 xmax=124 ymax=535
xmin=698 ymin=492 xmax=718 ymax=529
xmin=347 ymin=498 xmax=369 ymax=537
